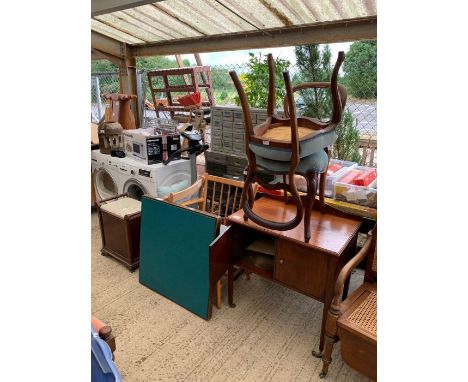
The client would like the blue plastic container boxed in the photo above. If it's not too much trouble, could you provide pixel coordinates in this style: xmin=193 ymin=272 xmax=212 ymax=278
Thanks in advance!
xmin=91 ymin=326 xmax=122 ymax=382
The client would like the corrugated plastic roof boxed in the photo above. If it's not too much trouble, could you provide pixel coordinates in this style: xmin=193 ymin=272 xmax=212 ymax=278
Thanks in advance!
xmin=92 ymin=0 xmax=377 ymax=46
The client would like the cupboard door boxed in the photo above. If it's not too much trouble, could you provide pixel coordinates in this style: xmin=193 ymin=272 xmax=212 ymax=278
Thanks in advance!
xmin=209 ymin=225 xmax=234 ymax=285
xmin=274 ymin=239 xmax=328 ymax=300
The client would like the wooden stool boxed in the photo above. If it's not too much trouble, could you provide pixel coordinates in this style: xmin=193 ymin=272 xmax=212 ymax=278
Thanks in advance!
xmin=96 ymin=194 xmax=142 ymax=271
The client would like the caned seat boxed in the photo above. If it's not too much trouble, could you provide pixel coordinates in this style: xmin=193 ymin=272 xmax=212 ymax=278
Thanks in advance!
xmin=341 ymin=289 xmax=377 ymax=338
xmin=229 ymin=52 xmax=347 ymax=242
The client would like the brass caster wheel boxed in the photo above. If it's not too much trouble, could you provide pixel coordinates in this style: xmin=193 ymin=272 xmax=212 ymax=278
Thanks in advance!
xmin=229 ymin=303 xmax=236 ymax=308
xmin=319 ymin=372 xmax=327 ymax=379
xmin=312 ymin=350 xmax=323 ymax=358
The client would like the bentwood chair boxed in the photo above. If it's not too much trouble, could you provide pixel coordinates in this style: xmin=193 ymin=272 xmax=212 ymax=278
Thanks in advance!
xmin=320 ymin=226 xmax=377 ymax=380
xmin=229 ymin=52 xmax=347 ymax=242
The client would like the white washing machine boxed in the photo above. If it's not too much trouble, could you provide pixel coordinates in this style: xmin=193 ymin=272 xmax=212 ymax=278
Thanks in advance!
xmin=92 ymin=150 xmax=121 ymax=201
xmin=91 ymin=150 xmax=192 ymax=201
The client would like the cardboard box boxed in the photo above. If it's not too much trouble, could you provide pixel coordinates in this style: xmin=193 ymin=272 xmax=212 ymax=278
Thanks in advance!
xmin=124 ymin=128 xmax=181 ymax=165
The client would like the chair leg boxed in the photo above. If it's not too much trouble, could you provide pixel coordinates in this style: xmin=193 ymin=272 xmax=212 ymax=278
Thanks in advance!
xmin=319 ymin=171 xmax=326 ymax=214
xmin=283 ymin=174 xmax=288 ymax=204
xmin=304 ymin=173 xmax=317 ymax=243
xmin=241 ymin=166 xmax=256 ymax=222
xmin=216 ymin=280 xmax=222 ymax=309
xmin=320 ymin=334 xmax=337 ymax=378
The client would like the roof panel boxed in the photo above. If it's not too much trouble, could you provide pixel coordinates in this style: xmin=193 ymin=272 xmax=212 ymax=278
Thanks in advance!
xmin=96 ymin=13 xmax=159 ymax=42
xmin=92 ymin=0 xmax=377 ymax=45
xmin=134 ymin=5 xmax=203 ymax=38
xmin=91 ymin=19 xmax=144 ymax=44
xmin=113 ymin=10 xmax=172 ymax=40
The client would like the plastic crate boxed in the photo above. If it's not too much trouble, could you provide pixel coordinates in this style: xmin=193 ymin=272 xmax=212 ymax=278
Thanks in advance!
xmin=320 ymin=159 xmax=358 ymax=197
xmin=334 ymin=165 xmax=377 ymax=208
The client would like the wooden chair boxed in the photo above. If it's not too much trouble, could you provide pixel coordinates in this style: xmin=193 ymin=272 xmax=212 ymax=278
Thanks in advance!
xmin=229 ymin=52 xmax=347 ymax=242
xmin=320 ymin=226 xmax=377 ymax=380
xmin=165 ymin=176 xmax=205 ymax=209
xmin=201 ymin=174 xmax=248 ymax=308
xmin=165 ymin=174 xmax=253 ymax=309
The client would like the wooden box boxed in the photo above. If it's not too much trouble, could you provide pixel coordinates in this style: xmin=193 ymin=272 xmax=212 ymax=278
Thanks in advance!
xmin=96 ymin=194 xmax=142 ymax=271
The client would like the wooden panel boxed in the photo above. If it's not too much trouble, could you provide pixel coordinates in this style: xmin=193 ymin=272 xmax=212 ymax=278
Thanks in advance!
xmin=274 ymin=239 xmax=328 ymax=300
xmin=209 ymin=225 xmax=233 ymax=285
xmin=339 ymin=329 xmax=377 ymax=380
xmin=228 ymin=197 xmax=361 ymax=255
xmin=101 ymin=212 xmax=130 ymax=259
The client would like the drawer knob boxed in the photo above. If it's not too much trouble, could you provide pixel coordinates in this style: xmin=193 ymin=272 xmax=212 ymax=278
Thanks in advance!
xmin=279 ymin=259 xmax=284 ymax=264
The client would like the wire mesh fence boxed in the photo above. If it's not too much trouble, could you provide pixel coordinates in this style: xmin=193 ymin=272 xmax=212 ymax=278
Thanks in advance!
xmin=91 ymin=60 xmax=377 ymax=165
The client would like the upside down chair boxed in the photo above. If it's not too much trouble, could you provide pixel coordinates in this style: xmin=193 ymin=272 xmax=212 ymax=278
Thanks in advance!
xmin=229 ymin=52 xmax=347 ymax=242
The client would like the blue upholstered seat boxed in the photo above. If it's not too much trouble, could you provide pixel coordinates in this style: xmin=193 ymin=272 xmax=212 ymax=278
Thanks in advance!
xmin=255 ymin=148 xmax=329 ymax=175
xmin=249 ymin=129 xmax=337 ymax=162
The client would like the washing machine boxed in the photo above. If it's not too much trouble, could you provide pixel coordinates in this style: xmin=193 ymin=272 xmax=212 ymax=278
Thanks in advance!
xmin=91 ymin=150 xmax=121 ymax=201
xmin=120 ymin=156 xmax=191 ymax=200
xmin=91 ymin=150 xmax=192 ymax=201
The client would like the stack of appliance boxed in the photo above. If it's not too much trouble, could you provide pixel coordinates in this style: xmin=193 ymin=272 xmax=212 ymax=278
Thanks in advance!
xmin=92 ymin=117 xmax=191 ymax=202
xmin=92 ymin=150 xmax=191 ymax=201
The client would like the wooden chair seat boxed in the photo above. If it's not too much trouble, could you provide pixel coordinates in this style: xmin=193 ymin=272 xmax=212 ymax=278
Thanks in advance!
xmin=259 ymin=125 xmax=317 ymax=142
xmin=338 ymin=283 xmax=377 ymax=342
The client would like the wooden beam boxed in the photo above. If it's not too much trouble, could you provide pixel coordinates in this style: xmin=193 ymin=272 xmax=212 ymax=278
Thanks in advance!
xmin=91 ymin=31 xmax=125 ymax=58
xmin=133 ymin=17 xmax=377 ymax=57
xmin=91 ymin=48 xmax=124 ymax=66
xmin=92 ymin=0 xmax=164 ymax=17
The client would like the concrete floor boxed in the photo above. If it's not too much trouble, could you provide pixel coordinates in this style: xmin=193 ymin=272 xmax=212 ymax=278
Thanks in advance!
xmin=91 ymin=211 xmax=369 ymax=382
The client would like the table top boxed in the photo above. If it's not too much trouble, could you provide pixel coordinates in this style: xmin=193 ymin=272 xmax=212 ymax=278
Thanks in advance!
xmin=227 ymin=197 xmax=362 ymax=256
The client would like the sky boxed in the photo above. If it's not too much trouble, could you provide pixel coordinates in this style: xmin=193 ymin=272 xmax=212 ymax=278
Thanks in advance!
xmin=178 ymin=42 xmax=351 ymax=66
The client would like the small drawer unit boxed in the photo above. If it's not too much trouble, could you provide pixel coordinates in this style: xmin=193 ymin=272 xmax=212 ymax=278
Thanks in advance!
xmin=211 ymin=118 xmax=222 ymax=129
xmin=233 ymin=122 xmax=244 ymax=131
xmin=211 ymin=137 xmax=223 ymax=152
xmin=211 ymin=127 xmax=222 ymax=139
xmin=233 ymin=130 xmax=244 ymax=141
xmin=222 ymin=129 xmax=233 ymax=141
xmin=222 ymin=110 xmax=234 ymax=122
xmin=222 ymin=140 xmax=233 ymax=152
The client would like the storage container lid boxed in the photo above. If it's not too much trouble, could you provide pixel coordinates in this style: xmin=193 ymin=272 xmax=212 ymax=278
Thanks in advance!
xmin=101 ymin=197 xmax=141 ymax=218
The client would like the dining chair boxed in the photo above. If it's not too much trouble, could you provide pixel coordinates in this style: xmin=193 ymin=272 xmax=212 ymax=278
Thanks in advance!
xmin=229 ymin=52 xmax=347 ymax=242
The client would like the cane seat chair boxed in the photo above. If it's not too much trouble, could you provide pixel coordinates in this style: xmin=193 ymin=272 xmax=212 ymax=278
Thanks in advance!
xmin=320 ymin=226 xmax=377 ymax=380
xmin=229 ymin=52 xmax=347 ymax=242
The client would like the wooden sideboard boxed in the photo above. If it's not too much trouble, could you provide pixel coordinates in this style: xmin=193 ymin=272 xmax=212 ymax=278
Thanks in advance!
xmin=210 ymin=196 xmax=362 ymax=355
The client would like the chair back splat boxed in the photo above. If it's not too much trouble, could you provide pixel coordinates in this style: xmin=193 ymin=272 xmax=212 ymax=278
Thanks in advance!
xmin=229 ymin=52 xmax=347 ymax=242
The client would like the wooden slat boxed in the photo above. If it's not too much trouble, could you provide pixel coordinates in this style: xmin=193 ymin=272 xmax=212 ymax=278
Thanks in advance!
xmin=218 ymin=184 xmax=224 ymax=216
xmin=210 ymin=182 xmax=216 ymax=214
xmin=224 ymin=185 xmax=231 ymax=217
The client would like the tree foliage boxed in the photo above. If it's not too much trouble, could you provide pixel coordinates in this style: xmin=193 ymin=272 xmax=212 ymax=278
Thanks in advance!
xmin=235 ymin=53 xmax=291 ymax=108
xmin=343 ymin=41 xmax=377 ymax=99
xmin=294 ymin=45 xmax=333 ymax=119
xmin=294 ymin=44 xmax=361 ymax=162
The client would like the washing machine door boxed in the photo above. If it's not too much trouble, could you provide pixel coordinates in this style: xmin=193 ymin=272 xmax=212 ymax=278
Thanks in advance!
xmin=93 ymin=168 xmax=119 ymax=201
xmin=123 ymin=179 xmax=148 ymax=201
